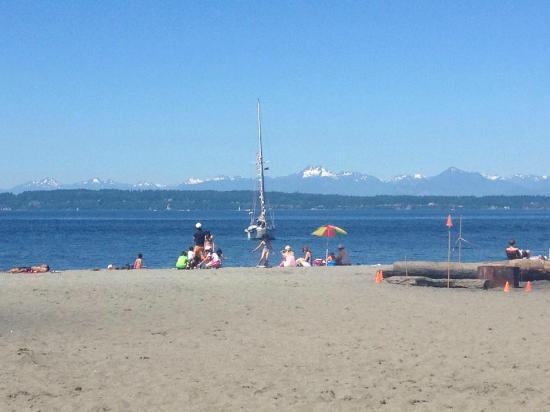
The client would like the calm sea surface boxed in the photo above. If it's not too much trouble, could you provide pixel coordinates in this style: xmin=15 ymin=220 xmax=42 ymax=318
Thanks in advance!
xmin=1 ymin=209 xmax=549 ymax=270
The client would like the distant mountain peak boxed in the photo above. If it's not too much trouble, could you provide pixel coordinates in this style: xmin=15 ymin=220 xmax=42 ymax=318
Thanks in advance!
xmin=444 ymin=166 xmax=468 ymax=174
xmin=38 ymin=177 xmax=61 ymax=186
xmin=481 ymin=173 xmax=503 ymax=181
xmin=183 ymin=176 xmax=233 ymax=185
xmin=387 ymin=173 xmax=426 ymax=182
xmin=133 ymin=181 xmax=167 ymax=189
xmin=301 ymin=166 xmax=336 ymax=178
xmin=5 ymin=167 xmax=550 ymax=196
xmin=24 ymin=177 xmax=62 ymax=188
xmin=82 ymin=177 xmax=106 ymax=185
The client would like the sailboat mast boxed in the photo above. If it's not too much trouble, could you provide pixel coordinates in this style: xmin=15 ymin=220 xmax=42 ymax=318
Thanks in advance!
xmin=458 ymin=215 xmax=463 ymax=263
xmin=257 ymin=99 xmax=267 ymax=220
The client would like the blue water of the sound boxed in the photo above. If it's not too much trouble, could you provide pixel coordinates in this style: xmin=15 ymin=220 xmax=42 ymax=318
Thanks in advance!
xmin=1 ymin=209 xmax=549 ymax=270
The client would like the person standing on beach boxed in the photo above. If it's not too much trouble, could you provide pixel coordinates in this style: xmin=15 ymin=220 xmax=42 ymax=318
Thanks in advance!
xmin=252 ymin=234 xmax=272 ymax=267
xmin=193 ymin=222 xmax=207 ymax=265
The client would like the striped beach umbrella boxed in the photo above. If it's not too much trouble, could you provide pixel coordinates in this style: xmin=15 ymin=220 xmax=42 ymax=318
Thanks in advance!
xmin=312 ymin=224 xmax=348 ymax=265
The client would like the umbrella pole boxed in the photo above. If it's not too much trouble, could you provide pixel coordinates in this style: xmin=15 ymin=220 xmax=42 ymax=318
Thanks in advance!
xmin=326 ymin=237 xmax=329 ymax=266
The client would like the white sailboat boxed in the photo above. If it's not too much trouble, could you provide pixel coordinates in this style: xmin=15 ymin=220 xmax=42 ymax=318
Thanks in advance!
xmin=245 ymin=100 xmax=275 ymax=240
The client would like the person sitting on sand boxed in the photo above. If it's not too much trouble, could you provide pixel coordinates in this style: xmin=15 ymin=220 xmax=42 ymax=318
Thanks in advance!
xmin=335 ymin=245 xmax=351 ymax=266
xmin=186 ymin=246 xmax=196 ymax=268
xmin=133 ymin=253 xmax=144 ymax=269
xmin=296 ymin=246 xmax=312 ymax=267
xmin=505 ymin=240 xmax=530 ymax=260
xmin=8 ymin=264 xmax=50 ymax=273
xmin=279 ymin=245 xmax=297 ymax=267
xmin=198 ymin=248 xmax=222 ymax=269
xmin=176 ymin=251 xmax=189 ymax=270
xmin=206 ymin=249 xmax=223 ymax=269
xmin=252 ymin=234 xmax=272 ymax=267
xmin=326 ymin=252 xmax=336 ymax=266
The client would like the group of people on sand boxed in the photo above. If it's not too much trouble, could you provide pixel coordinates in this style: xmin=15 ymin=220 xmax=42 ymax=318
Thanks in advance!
xmin=124 ymin=236 xmax=547 ymax=271
xmin=253 ymin=234 xmax=350 ymax=268
xmin=175 ymin=222 xmax=223 ymax=270
xmin=108 ymin=222 xmax=224 ymax=271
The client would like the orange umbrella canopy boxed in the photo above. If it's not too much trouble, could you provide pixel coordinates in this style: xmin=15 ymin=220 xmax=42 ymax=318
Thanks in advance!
xmin=312 ymin=224 xmax=348 ymax=237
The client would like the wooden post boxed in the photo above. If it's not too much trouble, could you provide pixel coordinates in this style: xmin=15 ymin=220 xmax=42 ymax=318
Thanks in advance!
xmin=447 ymin=229 xmax=451 ymax=288
xmin=445 ymin=214 xmax=453 ymax=288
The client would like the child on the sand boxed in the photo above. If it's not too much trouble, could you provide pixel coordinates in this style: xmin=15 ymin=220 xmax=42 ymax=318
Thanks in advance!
xmin=326 ymin=252 xmax=336 ymax=266
xmin=133 ymin=253 xmax=144 ymax=269
xmin=176 ymin=251 xmax=189 ymax=269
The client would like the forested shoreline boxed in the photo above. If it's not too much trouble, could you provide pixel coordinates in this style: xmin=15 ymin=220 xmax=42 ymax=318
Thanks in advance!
xmin=1 ymin=190 xmax=549 ymax=211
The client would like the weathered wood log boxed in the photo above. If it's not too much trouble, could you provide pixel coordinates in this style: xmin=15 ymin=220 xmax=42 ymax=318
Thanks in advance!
xmin=385 ymin=276 xmax=489 ymax=289
xmin=477 ymin=265 xmax=520 ymax=288
xmin=391 ymin=261 xmax=480 ymax=279
xmin=481 ymin=260 xmax=550 ymax=282
xmin=387 ymin=260 xmax=550 ymax=281
xmin=521 ymin=270 xmax=550 ymax=281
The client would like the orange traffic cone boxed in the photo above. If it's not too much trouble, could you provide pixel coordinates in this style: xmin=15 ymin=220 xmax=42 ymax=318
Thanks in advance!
xmin=524 ymin=281 xmax=532 ymax=293
xmin=503 ymin=281 xmax=511 ymax=293
xmin=374 ymin=271 xmax=381 ymax=283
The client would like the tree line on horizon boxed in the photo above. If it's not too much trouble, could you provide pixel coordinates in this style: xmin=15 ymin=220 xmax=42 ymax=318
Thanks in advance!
xmin=0 ymin=189 xmax=549 ymax=211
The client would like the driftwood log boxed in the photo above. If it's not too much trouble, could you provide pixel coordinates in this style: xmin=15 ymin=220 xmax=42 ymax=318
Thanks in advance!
xmin=387 ymin=260 xmax=550 ymax=282
xmin=478 ymin=265 xmax=519 ymax=288
xmin=491 ymin=260 xmax=550 ymax=281
xmin=389 ymin=261 xmax=480 ymax=279
xmin=385 ymin=276 xmax=489 ymax=289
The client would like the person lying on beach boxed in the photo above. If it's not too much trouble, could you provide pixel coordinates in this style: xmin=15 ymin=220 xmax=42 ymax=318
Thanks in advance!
xmin=279 ymin=245 xmax=297 ymax=267
xmin=296 ymin=246 xmax=312 ymax=267
xmin=133 ymin=253 xmax=144 ymax=269
xmin=107 ymin=264 xmax=132 ymax=270
xmin=8 ymin=264 xmax=50 ymax=273
xmin=505 ymin=240 xmax=530 ymax=260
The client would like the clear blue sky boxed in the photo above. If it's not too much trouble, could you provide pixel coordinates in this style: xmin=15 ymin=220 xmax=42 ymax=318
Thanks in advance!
xmin=1 ymin=1 xmax=549 ymax=187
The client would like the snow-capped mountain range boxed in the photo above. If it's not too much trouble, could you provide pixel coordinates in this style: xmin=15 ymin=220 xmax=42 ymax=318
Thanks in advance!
xmin=4 ymin=167 xmax=550 ymax=196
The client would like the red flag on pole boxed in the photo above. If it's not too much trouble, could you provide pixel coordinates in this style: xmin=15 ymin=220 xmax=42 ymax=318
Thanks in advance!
xmin=446 ymin=214 xmax=453 ymax=229
xmin=446 ymin=214 xmax=453 ymax=288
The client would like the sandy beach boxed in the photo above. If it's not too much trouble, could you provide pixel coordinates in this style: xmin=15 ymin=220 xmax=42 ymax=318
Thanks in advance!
xmin=2 ymin=266 xmax=550 ymax=411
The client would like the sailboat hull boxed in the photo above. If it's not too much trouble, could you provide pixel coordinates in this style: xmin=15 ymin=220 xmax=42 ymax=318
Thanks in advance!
xmin=245 ymin=225 xmax=274 ymax=240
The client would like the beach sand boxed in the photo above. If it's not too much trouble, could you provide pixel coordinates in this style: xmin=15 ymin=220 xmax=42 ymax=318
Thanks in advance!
xmin=2 ymin=266 xmax=550 ymax=411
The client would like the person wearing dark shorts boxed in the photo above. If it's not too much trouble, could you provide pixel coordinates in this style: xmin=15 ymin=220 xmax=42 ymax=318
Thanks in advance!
xmin=193 ymin=222 xmax=207 ymax=265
